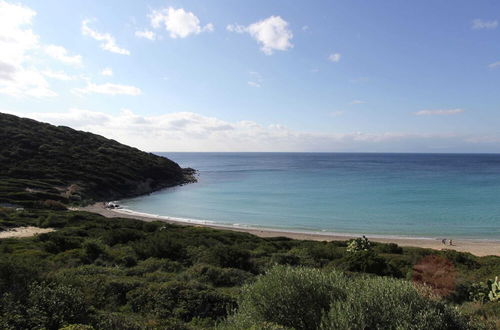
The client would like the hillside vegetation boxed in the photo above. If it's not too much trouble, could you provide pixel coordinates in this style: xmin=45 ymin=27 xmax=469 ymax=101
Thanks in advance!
xmin=0 ymin=209 xmax=499 ymax=329
xmin=0 ymin=113 xmax=195 ymax=207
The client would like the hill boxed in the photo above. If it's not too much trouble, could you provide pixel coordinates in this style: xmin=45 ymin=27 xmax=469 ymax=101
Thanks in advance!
xmin=0 ymin=113 xmax=195 ymax=207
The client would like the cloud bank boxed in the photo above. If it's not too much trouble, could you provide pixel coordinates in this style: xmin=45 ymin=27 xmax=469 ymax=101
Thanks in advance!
xmin=414 ymin=109 xmax=464 ymax=116
xmin=5 ymin=109 xmax=499 ymax=153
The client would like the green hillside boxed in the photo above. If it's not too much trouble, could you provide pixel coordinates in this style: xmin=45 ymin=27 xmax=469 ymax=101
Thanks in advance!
xmin=0 ymin=113 xmax=195 ymax=207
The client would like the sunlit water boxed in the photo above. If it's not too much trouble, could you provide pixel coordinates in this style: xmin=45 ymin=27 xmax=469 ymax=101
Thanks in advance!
xmin=119 ymin=153 xmax=500 ymax=240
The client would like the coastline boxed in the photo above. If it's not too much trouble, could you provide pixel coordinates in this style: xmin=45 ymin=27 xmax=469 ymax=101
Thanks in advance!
xmin=78 ymin=203 xmax=500 ymax=257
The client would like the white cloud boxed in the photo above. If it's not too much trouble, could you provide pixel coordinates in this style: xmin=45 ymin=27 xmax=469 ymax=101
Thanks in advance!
xmin=328 ymin=53 xmax=341 ymax=62
xmin=247 ymin=81 xmax=261 ymax=88
xmin=227 ymin=16 xmax=293 ymax=55
xmin=149 ymin=7 xmax=213 ymax=38
xmin=135 ymin=29 xmax=156 ymax=40
xmin=247 ymin=71 xmax=263 ymax=87
xmin=81 ymin=19 xmax=130 ymax=55
xmin=101 ymin=67 xmax=113 ymax=76
xmin=7 ymin=108 xmax=499 ymax=152
xmin=42 ymin=70 xmax=74 ymax=81
xmin=471 ymin=19 xmax=498 ymax=30
xmin=44 ymin=45 xmax=82 ymax=66
xmin=330 ymin=111 xmax=344 ymax=117
xmin=73 ymin=82 xmax=141 ymax=96
xmin=0 ymin=1 xmax=56 ymax=97
xmin=350 ymin=100 xmax=365 ymax=105
xmin=488 ymin=61 xmax=500 ymax=69
xmin=302 ymin=25 xmax=309 ymax=31
xmin=226 ymin=24 xmax=246 ymax=33
xmin=414 ymin=109 xmax=464 ymax=116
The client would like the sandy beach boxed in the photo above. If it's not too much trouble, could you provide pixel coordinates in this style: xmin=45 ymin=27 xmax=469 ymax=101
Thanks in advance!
xmin=78 ymin=203 xmax=500 ymax=257
xmin=0 ymin=226 xmax=55 ymax=239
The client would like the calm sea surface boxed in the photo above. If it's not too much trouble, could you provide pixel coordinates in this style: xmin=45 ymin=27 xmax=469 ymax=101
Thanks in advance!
xmin=119 ymin=153 xmax=500 ymax=240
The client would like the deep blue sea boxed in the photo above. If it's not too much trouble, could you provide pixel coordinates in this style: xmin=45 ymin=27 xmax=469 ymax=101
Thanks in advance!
xmin=119 ymin=153 xmax=500 ymax=240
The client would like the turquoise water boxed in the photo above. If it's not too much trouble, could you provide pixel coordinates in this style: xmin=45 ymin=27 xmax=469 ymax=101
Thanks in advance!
xmin=119 ymin=153 xmax=500 ymax=240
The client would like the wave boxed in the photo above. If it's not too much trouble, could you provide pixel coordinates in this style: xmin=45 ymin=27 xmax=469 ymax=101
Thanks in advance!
xmin=111 ymin=207 xmax=500 ymax=242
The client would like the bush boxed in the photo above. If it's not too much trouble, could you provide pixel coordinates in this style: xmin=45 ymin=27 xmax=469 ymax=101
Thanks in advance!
xmin=338 ymin=250 xmax=393 ymax=276
xmin=182 ymin=264 xmax=252 ymax=287
xmin=322 ymin=276 xmax=483 ymax=330
xmin=127 ymin=281 xmax=235 ymax=321
xmin=221 ymin=266 xmax=347 ymax=330
xmin=25 ymin=282 xmax=88 ymax=330
xmin=204 ymin=245 xmax=253 ymax=271
xmin=132 ymin=233 xmax=186 ymax=261
xmin=102 ymin=229 xmax=144 ymax=246
xmin=375 ymin=242 xmax=403 ymax=254
xmin=346 ymin=236 xmax=371 ymax=253
xmin=82 ymin=239 xmax=107 ymax=263
xmin=221 ymin=265 xmax=484 ymax=330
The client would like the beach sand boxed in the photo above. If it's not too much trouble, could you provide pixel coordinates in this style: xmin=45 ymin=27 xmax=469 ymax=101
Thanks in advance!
xmin=78 ymin=203 xmax=500 ymax=257
xmin=0 ymin=226 xmax=55 ymax=239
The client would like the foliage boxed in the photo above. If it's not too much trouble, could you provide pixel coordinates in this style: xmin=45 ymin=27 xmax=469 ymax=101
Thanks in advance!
xmin=413 ymin=254 xmax=457 ymax=297
xmin=0 ymin=113 xmax=195 ymax=207
xmin=0 ymin=209 xmax=498 ymax=328
xmin=469 ymin=277 xmax=500 ymax=303
xmin=346 ymin=236 xmax=372 ymax=253
xmin=322 ymin=276 xmax=485 ymax=330
xmin=221 ymin=266 xmax=347 ymax=330
xmin=221 ymin=265 xmax=486 ymax=330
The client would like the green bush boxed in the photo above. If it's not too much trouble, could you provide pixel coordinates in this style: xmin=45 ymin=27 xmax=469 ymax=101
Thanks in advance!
xmin=182 ymin=264 xmax=252 ymax=287
xmin=338 ymin=250 xmax=393 ymax=276
xmin=220 ymin=266 xmax=484 ymax=330
xmin=322 ymin=276 xmax=484 ymax=330
xmin=375 ymin=242 xmax=403 ymax=254
xmin=221 ymin=266 xmax=347 ymax=330
xmin=25 ymin=282 xmax=88 ymax=330
xmin=82 ymin=239 xmax=107 ymax=263
xmin=127 ymin=281 xmax=235 ymax=321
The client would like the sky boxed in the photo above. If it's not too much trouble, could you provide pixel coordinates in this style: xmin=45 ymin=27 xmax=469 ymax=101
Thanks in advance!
xmin=1 ymin=0 xmax=500 ymax=152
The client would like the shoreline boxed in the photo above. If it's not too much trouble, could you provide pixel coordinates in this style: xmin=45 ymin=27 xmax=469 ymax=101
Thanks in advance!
xmin=78 ymin=203 xmax=500 ymax=257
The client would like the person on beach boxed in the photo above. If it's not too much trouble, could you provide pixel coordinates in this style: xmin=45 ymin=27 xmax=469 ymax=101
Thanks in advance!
xmin=442 ymin=239 xmax=446 ymax=245
xmin=449 ymin=239 xmax=453 ymax=246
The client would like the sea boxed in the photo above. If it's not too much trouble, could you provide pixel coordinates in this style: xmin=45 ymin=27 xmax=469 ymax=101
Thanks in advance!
xmin=118 ymin=153 xmax=500 ymax=240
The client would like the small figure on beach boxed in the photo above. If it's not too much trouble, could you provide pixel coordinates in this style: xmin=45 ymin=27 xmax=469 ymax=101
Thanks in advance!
xmin=449 ymin=239 xmax=453 ymax=246
xmin=441 ymin=239 xmax=446 ymax=245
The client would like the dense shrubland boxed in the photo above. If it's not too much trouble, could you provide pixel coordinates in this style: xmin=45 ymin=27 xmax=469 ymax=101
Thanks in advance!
xmin=0 ymin=208 xmax=498 ymax=329
xmin=0 ymin=113 xmax=194 ymax=207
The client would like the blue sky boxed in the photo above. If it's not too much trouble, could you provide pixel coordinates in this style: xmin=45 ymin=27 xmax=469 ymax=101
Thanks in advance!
xmin=1 ymin=0 xmax=500 ymax=152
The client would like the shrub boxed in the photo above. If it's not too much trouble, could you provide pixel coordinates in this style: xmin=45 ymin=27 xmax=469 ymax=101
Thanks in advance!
xmin=38 ymin=232 xmax=81 ymax=253
xmin=102 ymin=228 xmax=144 ymax=246
xmin=0 ymin=256 xmax=41 ymax=298
xmin=26 ymin=282 xmax=88 ymax=330
xmin=132 ymin=233 xmax=186 ymax=261
xmin=322 ymin=276 xmax=483 ymax=330
xmin=375 ymin=242 xmax=403 ymax=254
xmin=127 ymin=281 xmax=235 ymax=321
xmin=346 ymin=236 xmax=372 ymax=253
xmin=204 ymin=245 xmax=253 ymax=271
xmin=82 ymin=239 xmax=107 ymax=263
xmin=339 ymin=250 xmax=392 ymax=276
xmin=413 ymin=254 xmax=457 ymax=297
xmin=182 ymin=264 xmax=252 ymax=287
xmin=221 ymin=266 xmax=347 ymax=330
